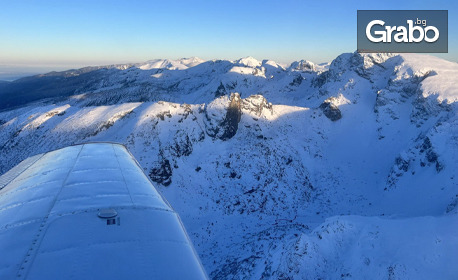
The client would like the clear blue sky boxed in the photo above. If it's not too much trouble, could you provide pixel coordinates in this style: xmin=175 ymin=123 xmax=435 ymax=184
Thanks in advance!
xmin=0 ymin=0 xmax=456 ymax=76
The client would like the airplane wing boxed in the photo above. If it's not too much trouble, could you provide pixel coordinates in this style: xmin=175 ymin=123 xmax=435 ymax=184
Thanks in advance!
xmin=0 ymin=143 xmax=208 ymax=279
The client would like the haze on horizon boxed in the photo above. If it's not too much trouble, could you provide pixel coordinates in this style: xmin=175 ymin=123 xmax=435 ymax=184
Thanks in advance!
xmin=1 ymin=0 xmax=457 ymax=80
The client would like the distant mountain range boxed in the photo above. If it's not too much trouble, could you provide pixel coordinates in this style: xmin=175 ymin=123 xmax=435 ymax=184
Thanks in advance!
xmin=0 ymin=56 xmax=325 ymax=111
xmin=0 ymin=52 xmax=457 ymax=279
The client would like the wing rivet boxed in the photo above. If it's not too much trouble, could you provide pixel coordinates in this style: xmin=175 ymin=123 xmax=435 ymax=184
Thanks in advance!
xmin=97 ymin=208 xmax=118 ymax=219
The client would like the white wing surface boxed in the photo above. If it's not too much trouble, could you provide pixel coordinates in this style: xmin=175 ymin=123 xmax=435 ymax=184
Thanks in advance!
xmin=0 ymin=143 xmax=207 ymax=280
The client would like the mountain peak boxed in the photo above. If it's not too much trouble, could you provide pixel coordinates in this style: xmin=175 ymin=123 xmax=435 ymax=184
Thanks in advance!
xmin=288 ymin=60 xmax=317 ymax=72
xmin=177 ymin=57 xmax=206 ymax=67
xmin=236 ymin=56 xmax=262 ymax=67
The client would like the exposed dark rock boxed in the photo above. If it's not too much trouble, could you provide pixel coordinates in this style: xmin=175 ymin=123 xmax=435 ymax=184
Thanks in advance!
xmin=286 ymin=157 xmax=293 ymax=165
xmin=211 ymin=256 xmax=261 ymax=280
xmin=435 ymin=161 xmax=444 ymax=172
xmin=45 ymin=110 xmax=66 ymax=117
xmin=426 ymin=149 xmax=438 ymax=163
xmin=149 ymin=158 xmax=172 ymax=186
xmin=252 ymin=68 xmax=263 ymax=76
xmin=242 ymin=95 xmax=273 ymax=116
xmin=420 ymin=137 xmax=431 ymax=152
xmin=289 ymin=75 xmax=303 ymax=86
xmin=446 ymin=195 xmax=458 ymax=213
xmin=89 ymin=110 xmax=134 ymax=137
xmin=156 ymin=111 xmax=172 ymax=120
xmin=312 ymin=71 xmax=329 ymax=88
xmin=197 ymin=131 xmax=205 ymax=141
xmin=319 ymin=100 xmax=342 ymax=121
xmin=419 ymin=137 xmax=443 ymax=172
xmin=214 ymin=82 xmax=227 ymax=98
xmin=395 ymin=156 xmax=409 ymax=172
xmin=219 ymin=93 xmax=242 ymax=140
xmin=170 ymin=131 xmax=193 ymax=157
xmin=386 ymin=154 xmax=411 ymax=190
xmin=289 ymin=60 xmax=316 ymax=72
xmin=204 ymin=93 xmax=242 ymax=140
xmin=178 ymin=103 xmax=193 ymax=121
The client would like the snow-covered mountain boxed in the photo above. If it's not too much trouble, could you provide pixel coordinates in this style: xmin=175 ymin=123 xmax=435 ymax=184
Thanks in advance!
xmin=0 ymin=52 xmax=457 ymax=279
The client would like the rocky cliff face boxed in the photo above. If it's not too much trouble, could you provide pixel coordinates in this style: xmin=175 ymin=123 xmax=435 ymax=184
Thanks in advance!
xmin=204 ymin=93 xmax=242 ymax=141
xmin=319 ymin=98 xmax=342 ymax=121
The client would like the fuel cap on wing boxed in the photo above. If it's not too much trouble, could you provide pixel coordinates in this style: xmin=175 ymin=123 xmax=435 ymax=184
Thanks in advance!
xmin=98 ymin=208 xmax=118 ymax=219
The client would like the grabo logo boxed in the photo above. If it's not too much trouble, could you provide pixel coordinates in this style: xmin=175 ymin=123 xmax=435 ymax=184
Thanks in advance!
xmin=366 ymin=18 xmax=439 ymax=43
xmin=357 ymin=10 xmax=448 ymax=53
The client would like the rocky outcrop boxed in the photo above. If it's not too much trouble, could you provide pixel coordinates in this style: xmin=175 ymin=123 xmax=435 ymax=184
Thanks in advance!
xmin=149 ymin=157 xmax=172 ymax=186
xmin=289 ymin=74 xmax=303 ymax=86
xmin=319 ymin=99 xmax=342 ymax=121
xmin=386 ymin=134 xmax=445 ymax=190
xmin=289 ymin=60 xmax=316 ymax=72
xmin=386 ymin=154 xmax=410 ymax=190
xmin=170 ymin=131 xmax=193 ymax=157
xmin=220 ymin=93 xmax=242 ymax=140
xmin=204 ymin=93 xmax=242 ymax=141
xmin=419 ymin=137 xmax=443 ymax=172
xmin=241 ymin=95 xmax=273 ymax=117
xmin=214 ymin=82 xmax=227 ymax=98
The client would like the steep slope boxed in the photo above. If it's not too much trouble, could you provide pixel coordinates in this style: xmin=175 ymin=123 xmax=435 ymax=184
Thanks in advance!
xmin=0 ymin=52 xmax=457 ymax=279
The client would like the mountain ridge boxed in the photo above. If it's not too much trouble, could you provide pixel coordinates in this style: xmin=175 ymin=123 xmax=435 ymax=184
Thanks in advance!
xmin=0 ymin=51 xmax=457 ymax=279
